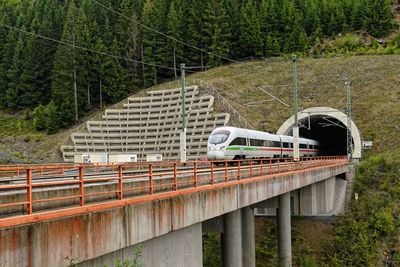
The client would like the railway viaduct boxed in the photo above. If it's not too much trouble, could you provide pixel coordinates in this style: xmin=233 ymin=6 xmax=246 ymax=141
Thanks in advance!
xmin=0 ymin=81 xmax=363 ymax=266
xmin=0 ymin=157 xmax=354 ymax=267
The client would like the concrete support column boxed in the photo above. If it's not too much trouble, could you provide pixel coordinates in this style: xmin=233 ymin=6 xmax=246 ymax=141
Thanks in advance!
xmin=223 ymin=209 xmax=242 ymax=267
xmin=277 ymin=192 xmax=292 ymax=267
xmin=241 ymin=207 xmax=255 ymax=267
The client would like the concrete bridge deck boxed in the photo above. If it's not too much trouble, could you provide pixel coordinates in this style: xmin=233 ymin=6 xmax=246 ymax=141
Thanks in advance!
xmin=0 ymin=157 xmax=350 ymax=267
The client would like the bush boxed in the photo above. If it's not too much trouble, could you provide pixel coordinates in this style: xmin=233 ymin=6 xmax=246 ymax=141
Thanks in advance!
xmin=33 ymin=105 xmax=47 ymax=131
xmin=23 ymin=108 xmax=31 ymax=120
xmin=322 ymin=152 xmax=400 ymax=266
xmin=334 ymin=34 xmax=365 ymax=51
xmin=45 ymin=102 xmax=59 ymax=135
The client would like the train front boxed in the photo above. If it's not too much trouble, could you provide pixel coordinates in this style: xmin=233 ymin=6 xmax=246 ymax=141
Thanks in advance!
xmin=207 ymin=128 xmax=231 ymax=160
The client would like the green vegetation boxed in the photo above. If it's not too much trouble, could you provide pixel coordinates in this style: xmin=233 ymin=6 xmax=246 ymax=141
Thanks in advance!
xmin=104 ymin=244 xmax=143 ymax=267
xmin=0 ymin=111 xmax=35 ymax=136
xmin=0 ymin=0 xmax=399 ymax=133
xmin=203 ymin=233 xmax=222 ymax=267
xmin=321 ymin=152 xmax=400 ymax=266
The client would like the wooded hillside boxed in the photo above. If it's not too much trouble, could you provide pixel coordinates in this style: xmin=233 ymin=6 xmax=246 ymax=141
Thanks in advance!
xmin=0 ymin=0 xmax=398 ymax=133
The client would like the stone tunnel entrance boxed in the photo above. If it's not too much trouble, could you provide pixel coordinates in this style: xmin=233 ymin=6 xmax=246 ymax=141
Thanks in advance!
xmin=277 ymin=107 xmax=362 ymax=159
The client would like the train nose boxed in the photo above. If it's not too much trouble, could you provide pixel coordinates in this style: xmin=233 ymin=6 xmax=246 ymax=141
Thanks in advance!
xmin=207 ymin=150 xmax=225 ymax=160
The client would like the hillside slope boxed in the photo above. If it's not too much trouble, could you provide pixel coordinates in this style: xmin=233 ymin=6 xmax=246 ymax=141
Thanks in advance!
xmin=1 ymin=55 xmax=399 ymax=162
xmin=191 ymin=55 xmax=400 ymax=154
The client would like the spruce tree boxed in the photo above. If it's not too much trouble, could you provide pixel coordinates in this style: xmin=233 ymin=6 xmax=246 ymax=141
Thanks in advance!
xmin=224 ymin=0 xmax=242 ymax=58
xmin=351 ymin=2 xmax=364 ymax=31
xmin=0 ymin=11 xmax=14 ymax=108
xmin=33 ymin=104 xmax=47 ymax=131
xmin=202 ymin=0 xmax=231 ymax=66
xmin=45 ymin=101 xmax=59 ymax=135
xmin=6 ymin=30 xmax=26 ymax=110
xmin=364 ymin=0 xmax=393 ymax=37
xmin=141 ymin=0 xmax=164 ymax=86
xmin=76 ymin=5 xmax=95 ymax=112
xmin=117 ymin=0 xmax=141 ymax=89
xmin=167 ymin=0 xmax=184 ymax=76
xmin=50 ymin=0 xmax=79 ymax=127
xmin=239 ymin=0 xmax=263 ymax=57
xmin=101 ymin=38 xmax=127 ymax=103
xmin=187 ymin=0 xmax=207 ymax=68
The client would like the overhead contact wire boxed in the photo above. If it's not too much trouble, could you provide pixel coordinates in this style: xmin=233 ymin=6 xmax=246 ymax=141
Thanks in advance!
xmin=0 ymin=22 xmax=176 ymax=71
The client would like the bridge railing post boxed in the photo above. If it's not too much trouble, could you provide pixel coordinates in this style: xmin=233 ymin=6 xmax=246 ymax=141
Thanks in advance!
xmin=118 ymin=165 xmax=123 ymax=200
xmin=277 ymin=159 xmax=280 ymax=173
xmin=210 ymin=162 xmax=214 ymax=185
xmin=225 ymin=161 xmax=228 ymax=182
xmin=79 ymin=167 xmax=84 ymax=206
xmin=270 ymin=159 xmax=272 ymax=175
xmin=173 ymin=163 xmax=177 ymax=190
xmin=149 ymin=164 xmax=153 ymax=195
xmin=237 ymin=161 xmax=241 ymax=180
xmin=284 ymin=159 xmax=287 ymax=172
xmin=26 ymin=168 xmax=32 ymax=214
xmin=194 ymin=162 xmax=197 ymax=187
xmin=260 ymin=160 xmax=263 ymax=176
xmin=250 ymin=160 xmax=253 ymax=177
xmin=291 ymin=159 xmax=293 ymax=172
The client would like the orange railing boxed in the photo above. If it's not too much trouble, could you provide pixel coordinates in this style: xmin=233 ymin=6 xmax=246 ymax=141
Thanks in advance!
xmin=0 ymin=156 xmax=348 ymax=227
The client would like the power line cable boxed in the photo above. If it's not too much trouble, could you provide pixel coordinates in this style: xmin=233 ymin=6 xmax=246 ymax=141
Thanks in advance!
xmin=89 ymin=0 xmax=240 ymax=64
xmin=0 ymin=22 xmax=177 ymax=71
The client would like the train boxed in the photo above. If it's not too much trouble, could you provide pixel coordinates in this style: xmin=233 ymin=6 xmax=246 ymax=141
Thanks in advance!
xmin=207 ymin=126 xmax=321 ymax=161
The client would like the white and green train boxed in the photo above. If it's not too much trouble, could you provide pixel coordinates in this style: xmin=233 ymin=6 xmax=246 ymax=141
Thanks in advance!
xmin=207 ymin=126 xmax=320 ymax=161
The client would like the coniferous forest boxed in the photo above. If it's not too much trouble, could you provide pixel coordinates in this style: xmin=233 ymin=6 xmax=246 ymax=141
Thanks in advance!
xmin=0 ymin=0 xmax=397 ymax=133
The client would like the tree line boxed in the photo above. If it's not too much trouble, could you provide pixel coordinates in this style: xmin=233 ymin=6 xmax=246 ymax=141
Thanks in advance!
xmin=0 ymin=0 xmax=396 ymax=133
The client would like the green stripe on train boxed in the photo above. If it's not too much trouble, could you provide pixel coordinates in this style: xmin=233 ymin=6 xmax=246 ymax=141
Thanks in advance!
xmin=225 ymin=147 xmax=259 ymax=151
xmin=226 ymin=147 xmax=240 ymax=150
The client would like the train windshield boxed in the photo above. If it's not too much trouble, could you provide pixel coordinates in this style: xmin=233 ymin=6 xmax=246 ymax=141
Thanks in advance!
xmin=209 ymin=130 xmax=230 ymax=144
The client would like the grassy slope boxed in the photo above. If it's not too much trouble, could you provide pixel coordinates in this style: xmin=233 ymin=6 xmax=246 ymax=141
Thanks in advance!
xmin=189 ymin=55 xmax=400 ymax=266
xmin=191 ymin=55 xmax=400 ymax=154
xmin=2 ymin=55 xmax=399 ymax=162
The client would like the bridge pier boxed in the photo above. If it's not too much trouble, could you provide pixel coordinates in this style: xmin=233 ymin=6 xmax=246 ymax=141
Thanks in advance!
xmin=242 ymin=206 xmax=255 ymax=267
xmin=277 ymin=192 xmax=292 ymax=267
xmin=223 ymin=209 xmax=243 ymax=267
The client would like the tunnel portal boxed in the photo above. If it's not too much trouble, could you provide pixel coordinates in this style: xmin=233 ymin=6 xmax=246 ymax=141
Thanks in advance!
xmin=277 ymin=107 xmax=362 ymax=158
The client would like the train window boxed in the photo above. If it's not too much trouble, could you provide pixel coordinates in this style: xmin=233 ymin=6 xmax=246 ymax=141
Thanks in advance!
xmin=263 ymin=140 xmax=271 ymax=147
xmin=263 ymin=140 xmax=280 ymax=147
xmin=209 ymin=130 xmax=230 ymax=144
xmin=229 ymin=137 xmax=247 ymax=146
xmin=290 ymin=143 xmax=293 ymax=148
xmin=250 ymin=139 xmax=264 ymax=147
xmin=283 ymin=142 xmax=289 ymax=148
xmin=300 ymin=144 xmax=307 ymax=149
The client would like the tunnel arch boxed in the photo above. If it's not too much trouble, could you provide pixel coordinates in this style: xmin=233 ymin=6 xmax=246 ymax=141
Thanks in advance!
xmin=277 ymin=107 xmax=362 ymax=159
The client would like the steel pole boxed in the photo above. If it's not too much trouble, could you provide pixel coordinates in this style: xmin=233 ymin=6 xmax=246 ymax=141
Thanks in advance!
xmin=346 ymin=81 xmax=352 ymax=159
xmin=292 ymin=55 xmax=299 ymax=161
xmin=180 ymin=64 xmax=187 ymax=162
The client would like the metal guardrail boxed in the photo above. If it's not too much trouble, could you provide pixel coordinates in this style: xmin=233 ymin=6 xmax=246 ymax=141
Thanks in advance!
xmin=0 ymin=156 xmax=348 ymax=228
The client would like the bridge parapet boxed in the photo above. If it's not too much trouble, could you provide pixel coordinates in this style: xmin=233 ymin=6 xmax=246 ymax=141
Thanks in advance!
xmin=0 ymin=157 xmax=349 ymax=266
